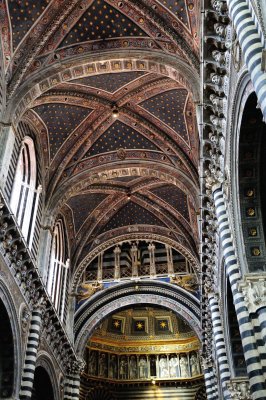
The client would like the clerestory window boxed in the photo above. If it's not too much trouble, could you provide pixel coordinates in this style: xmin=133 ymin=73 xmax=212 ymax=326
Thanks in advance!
xmin=10 ymin=137 xmax=41 ymax=249
xmin=47 ymin=220 xmax=69 ymax=322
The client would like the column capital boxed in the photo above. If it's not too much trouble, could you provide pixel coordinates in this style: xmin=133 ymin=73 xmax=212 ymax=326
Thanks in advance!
xmin=207 ymin=291 xmax=219 ymax=301
xmin=238 ymin=274 xmax=266 ymax=313
xmin=113 ymin=244 xmax=121 ymax=254
xmin=226 ymin=378 xmax=251 ymax=400
xmin=67 ymin=357 xmax=86 ymax=375
xmin=200 ymin=353 xmax=214 ymax=370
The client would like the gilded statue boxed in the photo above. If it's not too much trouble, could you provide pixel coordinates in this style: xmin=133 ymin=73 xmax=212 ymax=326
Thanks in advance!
xmin=76 ymin=281 xmax=103 ymax=303
xmin=170 ymin=275 xmax=198 ymax=291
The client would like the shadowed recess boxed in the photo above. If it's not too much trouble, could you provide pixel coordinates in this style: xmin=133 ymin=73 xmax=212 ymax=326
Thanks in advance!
xmin=101 ymin=201 xmax=166 ymax=232
xmin=59 ymin=0 xmax=147 ymax=48
xmin=140 ymin=89 xmax=189 ymax=141
xmin=33 ymin=103 xmax=93 ymax=159
xmin=8 ymin=0 xmax=51 ymax=49
xmin=85 ymin=120 xmax=159 ymax=157
xmin=151 ymin=184 xmax=189 ymax=221
xmin=68 ymin=193 xmax=108 ymax=233
xmin=71 ymin=71 xmax=146 ymax=93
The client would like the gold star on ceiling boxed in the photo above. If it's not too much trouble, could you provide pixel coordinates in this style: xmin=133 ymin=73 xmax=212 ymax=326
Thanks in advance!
xmin=113 ymin=320 xmax=120 ymax=328
xmin=160 ymin=321 xmax=167 ymax=329
xmin=136 ymin=321 xmax=144 ymax=330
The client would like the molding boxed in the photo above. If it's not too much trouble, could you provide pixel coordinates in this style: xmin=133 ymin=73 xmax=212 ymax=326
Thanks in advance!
xmin=5 ymin=51 xmax=200 ymax=124
xmin=74 ymin=280 xmax=201 ymax=356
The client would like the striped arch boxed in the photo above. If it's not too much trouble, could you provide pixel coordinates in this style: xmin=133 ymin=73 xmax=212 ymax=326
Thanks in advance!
xmin=213 ymin=184 xmax=266 ymax=399
xmin=74 ymin=280 xmax=201 ymax=357
xmin=227 ymin=0 xmax=266 ymax=121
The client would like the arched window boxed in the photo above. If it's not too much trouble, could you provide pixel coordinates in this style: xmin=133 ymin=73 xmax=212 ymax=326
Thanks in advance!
xmin=10 ymin=137 xmax=41 ymax=249
xmin=47 ymin=220 xmax=69 ymax=322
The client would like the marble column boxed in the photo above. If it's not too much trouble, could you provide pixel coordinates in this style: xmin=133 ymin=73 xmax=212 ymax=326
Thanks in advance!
xmin=131 ymin=243 xmax=138 ymax=278
xmin=166 ymin=244 xmax=174 ymax=276
xmin=208 ymin=293 xmax=231 ymax=399
xmin=114 ymin=245 xmax=121 ymax=281
xmin=148 ymin=242 xmax=156 ymax=277
xmin=19 ymin=305 xmax=44 ymax=399
xmin=97 ymin=251 xmax=103 ymax=282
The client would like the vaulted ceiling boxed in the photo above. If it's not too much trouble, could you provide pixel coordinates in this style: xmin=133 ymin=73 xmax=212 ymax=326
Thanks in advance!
xmin=2 ymin=0 xmax=200 ymax=279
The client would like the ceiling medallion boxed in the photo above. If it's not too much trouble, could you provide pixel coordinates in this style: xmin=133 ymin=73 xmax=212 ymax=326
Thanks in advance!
xmin=117 ymin=148 xmax=127 ymax=160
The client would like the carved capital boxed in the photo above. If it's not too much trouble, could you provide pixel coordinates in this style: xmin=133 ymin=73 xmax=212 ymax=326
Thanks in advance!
xmin=227 ymin=378 xmax=251 ymax=400
xmin=67 ymin=357 xmax=86 ymax=375
xmin=200 ymin=353 xmax=214 ymax=370
xmin=238 ymin=274 xmax=266 ymax=313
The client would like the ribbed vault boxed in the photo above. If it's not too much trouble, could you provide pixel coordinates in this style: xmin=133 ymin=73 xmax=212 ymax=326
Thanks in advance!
xmin=1 ymin=1 xmax=201 ymax=395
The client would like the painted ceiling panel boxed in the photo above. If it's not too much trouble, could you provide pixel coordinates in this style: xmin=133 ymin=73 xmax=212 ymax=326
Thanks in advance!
xmin=101 ymin=201 xmax=165 ymax=232
xmin=68 ymin=193 xmax=108 ymax=232
xmin=140 ymin=89 xmax=188 ymax=142
xmin=71 ymin=71 xmax=146 ymax=93
xmin=33 ymin=103 xmax=92 ymax=159
xmin=59 ymin=0 xmax=147 ymax=48
xmin=158 ymin=0 xmax=189 ymax=26
xmin=151 ymin=185 xmax=189 ymax=221
xmin=85 ymin=120 xmax=159 ymax=157
xmin=8 ymin=0 xmax=51 ymax=49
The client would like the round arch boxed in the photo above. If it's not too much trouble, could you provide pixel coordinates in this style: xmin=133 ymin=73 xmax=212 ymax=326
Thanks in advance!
xmin=32 ymin=366 xmax=55 ymax=400
xmin=228 ymin=70 xmax=266 ymax=276
xmin=72 ymin=231 xmax=200 ymax=290
xmin=35 ymin=352 xmax=60 ymax=400
xmin=7 ymin=51 xmax=200 ymax=124
xmin=48 ymin=163 xmax=199 ymax=218
xmin=227 ymin=72 xmax=254 ymax=276
xmin=0 ymin=279 xmax=22 ymax=399
xmin=74 ymin=280 xmax=201 ymax=356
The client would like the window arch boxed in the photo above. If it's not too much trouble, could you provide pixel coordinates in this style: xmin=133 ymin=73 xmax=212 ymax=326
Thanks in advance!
xmin=47 ymin=220 xmax=69 ymax=322
xmin=10 ymin=136 xmax=41 ymax=249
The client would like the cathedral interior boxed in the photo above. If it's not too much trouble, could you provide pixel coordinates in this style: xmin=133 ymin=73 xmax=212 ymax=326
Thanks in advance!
xmin=0 ymin=0 xmax=266 ymax=399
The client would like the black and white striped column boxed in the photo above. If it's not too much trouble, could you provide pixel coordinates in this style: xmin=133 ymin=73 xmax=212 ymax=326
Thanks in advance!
xmin=208 ymin=293 xmax=231 ymax=399
xmin=257 ymin=307 xmax=266 ymax=348
xmin=19 ymin=308 xmax=42 ymax=399
xmin=64 ymin=376 xmax=73 ymax=400
xmin=71 ymin=373 xmax=81 ymax=400
xmin=213 ymin=185 xmax=266 ymax=399
xmin=203 ymin=363 xmax=219 ymax=400
xmin=227 ymin=0 xmax=266 ymax=121
xmin=64 ymin=369 xmax=81 ymax=399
